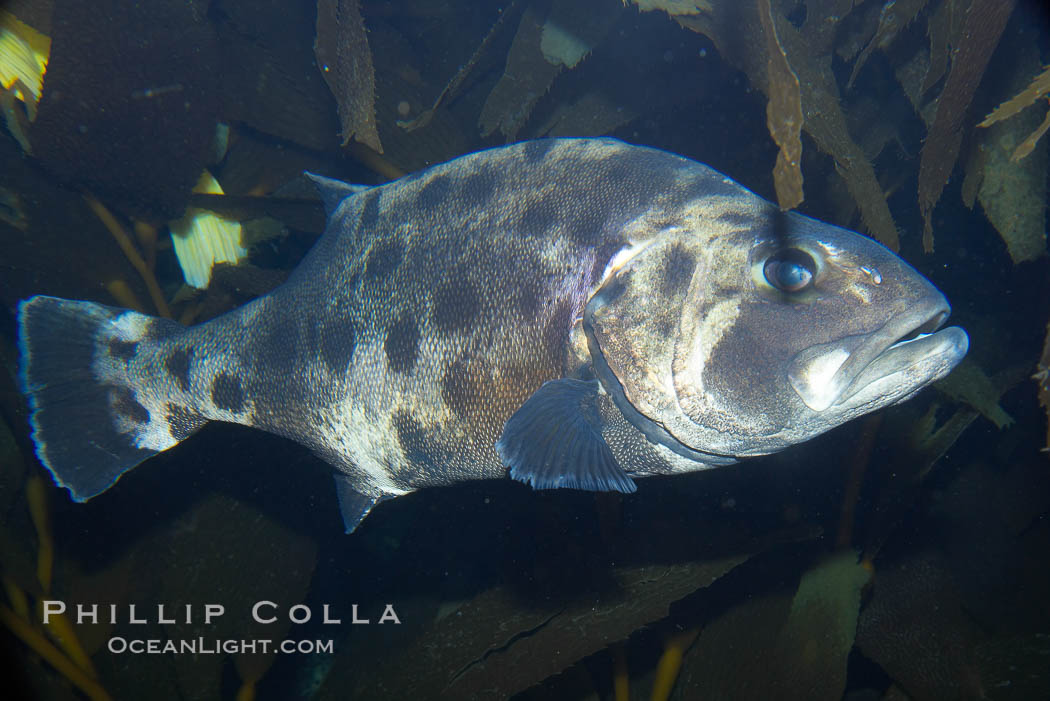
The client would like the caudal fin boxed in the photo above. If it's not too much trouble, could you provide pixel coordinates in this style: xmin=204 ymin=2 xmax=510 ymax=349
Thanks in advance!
xmin=18 ymin=296 xmax=207 ymax=501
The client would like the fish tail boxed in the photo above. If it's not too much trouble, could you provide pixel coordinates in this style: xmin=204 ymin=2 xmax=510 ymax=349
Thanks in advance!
xmin=18 ymin=296 xmax=206 ymax=502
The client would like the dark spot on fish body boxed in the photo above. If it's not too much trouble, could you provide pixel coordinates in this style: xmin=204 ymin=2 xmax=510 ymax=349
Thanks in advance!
xmin=702 ymin=323 xmax=788 ymax=426
xmin=604 ymin=159 xmax=635 ymax=194
xmin=255 ymin=314 xmax=300 ymax=375
xmin=111 ymin=386 xmax=149 ymax=424
xmin=393 ymin=410 xmax=425 ymax=457
xmin=211 ymin=372 xmax=245 ymax=414
xmin=393 ymin=411 xmax=432 ymax=467
xmin=522 ymin=139 xmax=555 ymax=164
xmin=654 ymin=313 xmax=677 ymax=339
xmin=166 ymin=403 xmax=206 ymax=441
xmin=660 ymin=244 xmax=696 ymax=296
xmin=145 ymin=317 xmax=182 ymax=341
xmin=431 ymin=271 xmax=480 ymax=334
xmin=459 ymin=171 xmax=497 ymax=207
xmin=319 ymin=318 xmax=357 ymax=374
xmin=109 ymin=339 xmax=138 ymax=362
xmin=603 ymin=150 xmax=682 ymax=211
xmin=441 ymin=354 xmax=482 ymax=421
xmin=364 ymin=238 xmax=404 ymax=281
xmin=511 ymin=277 xmax=546 ymax=321
xmin=716 ymin=211 xmax=755 ymax=228
xmin=385 ymin=312 xmax=419 ymax=373
xmin=567 ymin=208 xmax=608 ymax=246
xmin=519 ymin=199 xmax=557 ymax=238
xmin=164 ymin=347 xmax=194 ymax=392
xmin=711 ymin=282 xmax=743 ymax=298
xmin=392 ymin=410 xmax=459 ymax=487
xmin=417 ymin=174 xmax=451 ymax=211
xmin=442 ymin=348 xmax=561 ymax=447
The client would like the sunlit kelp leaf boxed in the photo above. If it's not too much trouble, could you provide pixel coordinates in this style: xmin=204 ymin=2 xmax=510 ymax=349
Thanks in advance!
xmin=169 ymin=171 xmax=247 ymax=290
xmin=769 ymin=551 xmax=870 ymax=698
xmin=675 ymin=550 xmax=869 ymax=700
xmin=0 ymin=8 xmax=50 ymax=152
xmin=673 ymin=587 xmax=794 ymax=700
xmin=315 ymin=0 xmax=382 ymax=153
xmin=934 ymin=358 xmax=1016 ymax=429
xmin=0 ymin=10 xmax=49 ymax=106
xmin=479 ymin=0 xmax=621 ymax=141
xmin=857 ymin=554 xmax=984 ymax=700
xmin=917 ymin=0 xmax=1017 ymax=252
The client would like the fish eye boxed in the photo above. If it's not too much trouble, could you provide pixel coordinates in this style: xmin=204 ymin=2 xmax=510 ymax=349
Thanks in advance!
xmin=763 ymin=248 xmax=816 ymax=293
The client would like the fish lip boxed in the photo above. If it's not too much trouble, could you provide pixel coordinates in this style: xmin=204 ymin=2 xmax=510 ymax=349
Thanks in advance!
xmin=788 ymin=298 xmax=965 ymax=412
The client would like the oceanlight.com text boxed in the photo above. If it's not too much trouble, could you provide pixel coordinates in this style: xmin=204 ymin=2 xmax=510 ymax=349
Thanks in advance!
xmin=107 ymin=637 xmax=335 ymax=655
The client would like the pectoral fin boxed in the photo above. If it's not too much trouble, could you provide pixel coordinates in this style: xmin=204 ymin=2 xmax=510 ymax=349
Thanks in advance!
xmin=496 ymin=379 xmax=636 ymax=493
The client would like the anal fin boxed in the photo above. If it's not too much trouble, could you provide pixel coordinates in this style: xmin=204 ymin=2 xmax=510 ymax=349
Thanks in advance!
xmin=333 ymin=473 xmax=392 ymax=534
xmin=496 ymin=378 xmax=636 ymax=493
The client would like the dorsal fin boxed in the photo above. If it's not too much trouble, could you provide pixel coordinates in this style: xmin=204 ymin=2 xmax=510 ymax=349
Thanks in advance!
xmin=304 ymin=172 xmax=373 ymax=217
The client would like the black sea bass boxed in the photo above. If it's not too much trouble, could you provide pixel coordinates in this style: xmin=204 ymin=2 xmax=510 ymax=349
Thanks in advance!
xmin=18 ymin=138 xmax=969 ymax=531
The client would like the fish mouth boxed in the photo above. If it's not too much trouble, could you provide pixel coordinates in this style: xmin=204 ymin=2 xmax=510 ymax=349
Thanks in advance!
xmin=788 ymin=300 xmax=969 ymax=413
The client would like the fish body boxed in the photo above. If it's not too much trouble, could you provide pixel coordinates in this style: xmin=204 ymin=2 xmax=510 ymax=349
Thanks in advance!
xmin=18 ymin=138 xmax=968 ymax=531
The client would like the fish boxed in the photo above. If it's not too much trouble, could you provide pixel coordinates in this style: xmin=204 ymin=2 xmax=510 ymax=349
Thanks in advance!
xmin=17 ymin=138 xmax=969 ymax=532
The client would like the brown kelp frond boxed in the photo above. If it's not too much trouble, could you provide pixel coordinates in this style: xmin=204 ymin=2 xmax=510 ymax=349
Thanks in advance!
xmin=671 ymin=1 xmax=899 ymax=249
xmin=315 ymin=0 xmax=382 ymax=153
xmin=758 ymin=0 xmax=803 ymax=211
xmin=979 ymin=65 xmax=1050 ymax=127
xmin=917 ymin=0 xmax=1017 ymax=252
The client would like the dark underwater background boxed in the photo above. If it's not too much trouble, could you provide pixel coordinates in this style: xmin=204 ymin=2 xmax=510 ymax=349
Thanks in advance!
xmin=1 ymin=1 xmax=1049 ymax=699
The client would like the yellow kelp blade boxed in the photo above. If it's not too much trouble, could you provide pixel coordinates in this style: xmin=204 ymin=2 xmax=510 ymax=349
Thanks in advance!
xmin=0 ymin=10 xmax=49 ymax=105
xmin=170 ymin=171 xmax=247 ymax=289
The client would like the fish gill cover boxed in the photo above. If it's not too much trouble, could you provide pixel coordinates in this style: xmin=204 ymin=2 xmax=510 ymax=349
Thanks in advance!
xmin=0 ymin=1 xmax=1048 ymax=700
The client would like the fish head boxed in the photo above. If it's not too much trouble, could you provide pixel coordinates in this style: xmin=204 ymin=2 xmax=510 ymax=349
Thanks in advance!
xmin=584 ymin=199 xmax=969 ymax=461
